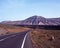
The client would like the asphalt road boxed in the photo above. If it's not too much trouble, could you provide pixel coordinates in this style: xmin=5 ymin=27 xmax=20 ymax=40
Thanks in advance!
xmin=0 ymin=30 xmax=33 ymax=48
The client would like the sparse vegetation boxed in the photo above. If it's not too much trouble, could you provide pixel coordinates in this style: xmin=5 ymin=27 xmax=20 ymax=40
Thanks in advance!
xmin=5 ymin=32 xmax=10 ymax=34
xmin=0 ymin=24 xmax=30 ymax=35
xmin=30 ymin=29 xmax=60 ymax=48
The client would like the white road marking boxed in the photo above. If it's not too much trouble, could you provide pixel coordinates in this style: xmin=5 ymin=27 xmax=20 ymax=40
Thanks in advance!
xmin=21 ymin=33 xmax=28 ymax=48
xmin=0 ymin=35 xmax=16 ymax=42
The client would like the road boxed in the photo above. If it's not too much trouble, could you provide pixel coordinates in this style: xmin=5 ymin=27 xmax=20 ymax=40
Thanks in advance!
xmin=0 ymin=30 xmax=33 ymax=48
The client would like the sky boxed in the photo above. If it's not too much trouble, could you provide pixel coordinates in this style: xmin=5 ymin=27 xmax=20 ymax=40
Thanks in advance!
xmin=0 ymin=0 xmax=60 ymax=21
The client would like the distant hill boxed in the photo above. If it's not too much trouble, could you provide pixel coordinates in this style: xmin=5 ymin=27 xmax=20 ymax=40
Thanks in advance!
xmin=1 ymin=15 xmax=60 ymax=25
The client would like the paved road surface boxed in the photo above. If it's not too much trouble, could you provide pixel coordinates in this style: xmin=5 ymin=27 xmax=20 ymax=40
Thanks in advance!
xmin=0 ymin=30 xmax=33 ymax=48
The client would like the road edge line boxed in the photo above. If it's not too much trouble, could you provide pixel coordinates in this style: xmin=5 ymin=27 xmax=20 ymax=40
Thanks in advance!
xmin=21 ymin=33 xmax=28 ymax=48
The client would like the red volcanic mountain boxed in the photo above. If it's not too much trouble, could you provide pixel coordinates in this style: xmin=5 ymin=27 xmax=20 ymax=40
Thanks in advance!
xmin=1 ymin=15 xmax=60 ymax=25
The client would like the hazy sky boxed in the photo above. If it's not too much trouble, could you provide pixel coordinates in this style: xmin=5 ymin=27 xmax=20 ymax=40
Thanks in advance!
xmin=0 ymin=0 xmax=60 ymax=21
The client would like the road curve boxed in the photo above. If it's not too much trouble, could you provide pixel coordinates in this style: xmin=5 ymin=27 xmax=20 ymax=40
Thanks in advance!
xmin=0 ymin=30 xmax=33 ymax=48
